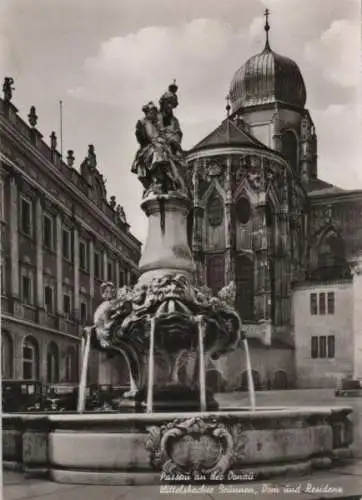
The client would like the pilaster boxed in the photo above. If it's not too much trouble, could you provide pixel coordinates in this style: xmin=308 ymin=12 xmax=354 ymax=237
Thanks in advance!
xmin=115 ymin=259 xmax=120 ymax=288
xmin=40 ymin=339 xmax=48 ymax=384
xmin=103 ymin=250 xmax=108 ymax=282
xmin=73 ymin=226 xmax=80 ymax=319
xmin=14 ymin=335 xmax=23 ymax=379
xmin=89 ymin=239 xmax=95 ymax=297
xmin=9 ymin=176 xmax=19 ymax=297
xmin=35 ymin=197 xmax=44 ymax=307
xmin=55 ymin=214 xmax=62 ymax=314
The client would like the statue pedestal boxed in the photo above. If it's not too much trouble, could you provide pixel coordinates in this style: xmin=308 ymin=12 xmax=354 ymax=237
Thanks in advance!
xmin=138 ymin=193 xmax=195 ymax=285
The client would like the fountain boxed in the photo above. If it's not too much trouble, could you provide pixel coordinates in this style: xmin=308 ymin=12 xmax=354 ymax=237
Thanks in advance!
xmin=2 ymin=82 xmax=353 ymax=485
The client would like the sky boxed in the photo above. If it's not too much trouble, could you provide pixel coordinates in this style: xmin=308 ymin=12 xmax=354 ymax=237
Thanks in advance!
xmin=1 ymin=0 xmax=361 ymax=243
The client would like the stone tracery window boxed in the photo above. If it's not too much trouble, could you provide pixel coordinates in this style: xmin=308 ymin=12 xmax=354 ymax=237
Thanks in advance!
xmin=206 ymin=254 xmax=225 ymax=294
xmin=207 ymin=193 xmax=223 ymax=227
xmin=236 ymin=197 xmax=251 ymax=225
xmin=235 ymin=254 xmax=254 ymax=321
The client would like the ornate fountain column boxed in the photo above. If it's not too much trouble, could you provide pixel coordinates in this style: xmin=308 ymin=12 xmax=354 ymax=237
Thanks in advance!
xmin=138 ymin=192 xmax=195 ymax=285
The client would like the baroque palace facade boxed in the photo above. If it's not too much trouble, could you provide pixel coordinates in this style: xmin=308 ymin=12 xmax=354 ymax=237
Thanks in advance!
xmin=186 ymin=20 xmax=362 ymax=389
xmin=0 ymin=78 xmax=141 ymax=385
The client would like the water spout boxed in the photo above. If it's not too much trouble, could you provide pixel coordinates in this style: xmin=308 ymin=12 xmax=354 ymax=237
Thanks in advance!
xmin=242 ymin=336 xmax=256 ymax=410
xmin=146 ymin=316 xmax=156 ymax=413
xmin=113 ymin=346 xmax=138 ymax=395
xmin=197 ymin=316 xmax=207 ymax=412
xmin=77 ymin=327 xmax=92 ymax=413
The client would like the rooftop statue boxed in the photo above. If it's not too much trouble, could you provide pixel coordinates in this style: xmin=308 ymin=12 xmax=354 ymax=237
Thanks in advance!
xmin=131 ymin=81 xmax=189 ymax=198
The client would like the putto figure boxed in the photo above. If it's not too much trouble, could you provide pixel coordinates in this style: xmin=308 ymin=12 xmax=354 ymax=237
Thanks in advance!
xmin=131 ymin=81 xmax=189 ymax=197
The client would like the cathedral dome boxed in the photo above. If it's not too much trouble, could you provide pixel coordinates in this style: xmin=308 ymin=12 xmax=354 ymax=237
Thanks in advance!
xmin=229 ymin=14 xmax=306 ymax=112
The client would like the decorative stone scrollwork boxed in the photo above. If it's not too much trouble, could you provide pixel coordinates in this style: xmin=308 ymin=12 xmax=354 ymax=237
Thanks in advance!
xmin=91 ymin=276 xmax=240 ymax=358
xmin=145 ymin=417 xmax=234 ymax=477
xmin=235 ymin=157 xmax=248 ymax=183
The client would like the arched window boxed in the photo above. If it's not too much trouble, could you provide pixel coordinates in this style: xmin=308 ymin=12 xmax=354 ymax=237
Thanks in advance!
xmin=273 ymin=370 xmax=288 ymax=389
xmin=282 ymin=130 xmax=298 ymax=172
xmin=207 ymin=193 xmax=224 ymax=227
xmin=46 ymin=342 xmax=59 ymax=383
xmin=206 ymin=254 xmax=225 ymax=294
xmin=235 ymin=254 xmax=254 ymax=321
xmin=316 ymin=231 xmax=350 ymax=281
xmin=239 ymin=370 xmax=261 ymax=391
xmin=23 ymin=336 xmax=39 ymax=380
xmin=236 ymin=197 xmax=251 ymax=225
xmin=2 ymin=331 xmax=13 ymax=379
xmin=64 ymin=346 xmax=77 ymax=383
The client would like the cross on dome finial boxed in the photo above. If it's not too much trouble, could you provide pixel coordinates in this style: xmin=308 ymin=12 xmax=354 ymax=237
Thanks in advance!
xmin=264 ymin=8 xmax=271 ymax=51
xmin=225 ymin=94 xmax=231 ymax=117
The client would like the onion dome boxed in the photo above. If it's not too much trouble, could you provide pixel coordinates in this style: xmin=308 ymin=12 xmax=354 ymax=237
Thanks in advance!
xmin=229 ymin=10 xmax=306 ymax=112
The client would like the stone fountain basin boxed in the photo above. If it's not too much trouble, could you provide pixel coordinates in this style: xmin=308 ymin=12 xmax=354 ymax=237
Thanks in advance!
xmin=2 ymin=407 xmax=353 ymax=485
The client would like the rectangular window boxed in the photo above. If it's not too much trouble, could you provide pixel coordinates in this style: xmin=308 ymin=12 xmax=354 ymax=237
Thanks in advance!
xmin=107 ymin=261 xmax=113 ymax=282
xmin=44 ymin=286 xmax=53 ymax=313
xmin=94 ymin=252 xmax=101 ymax=280
xmin=62 ymin=228 xmax=71 ymax=261
xmin=327 ymin=292 xmax=335 ymax=315
xmin=23 ymin=361 xmax=33 ymax=380
xmin=310 ymin=293 xmax=317 ymax=315
xmin=319 ymin=336 xmax=327 ymax=358
xmin=22 ymin=275 xmax=32 ymax=304
xmin=327 ymin=335 xmax=335 ymax=358
xmin=319 ymin=293 xmax=326 ymax=315
xmin=20 ymin=197 xmax=32 ymax=236
xmin=80 ymin=302 xmax=87 ymax=323
xmin=63 ymin=294 xmax=71 ymax=317
xmin=43 ymin=214 xmax=53 ymax=249
xmin=79 ymin=241 xmax=88 ymax=271
xmin=311 ymin=336 xmax=318 ymax=359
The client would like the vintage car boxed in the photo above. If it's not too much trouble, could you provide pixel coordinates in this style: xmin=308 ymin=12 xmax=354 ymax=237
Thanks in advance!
xmin=44 ymin=383 xmax=79 ymax=411
xmin=2 ymin=379 xmax=45 ymax=412
xmin=43 ymin=384 xmax=130 ymax=412
xmin=87 ymin=384 xmax=130 ymax=411
xmin=335 ymin=377 xmax=362 ymax=397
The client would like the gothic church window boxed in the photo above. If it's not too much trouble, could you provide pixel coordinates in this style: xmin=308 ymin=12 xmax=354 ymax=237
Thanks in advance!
xmin=236 ymin=197 xmax=251 ymax=224
xmin=206 ymin=254 xmax=224 ymax=294
xmin=235 ymin=254 xmax=254 ymax=321
xmin=207 ymin=193 xmax=223 ymax=227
